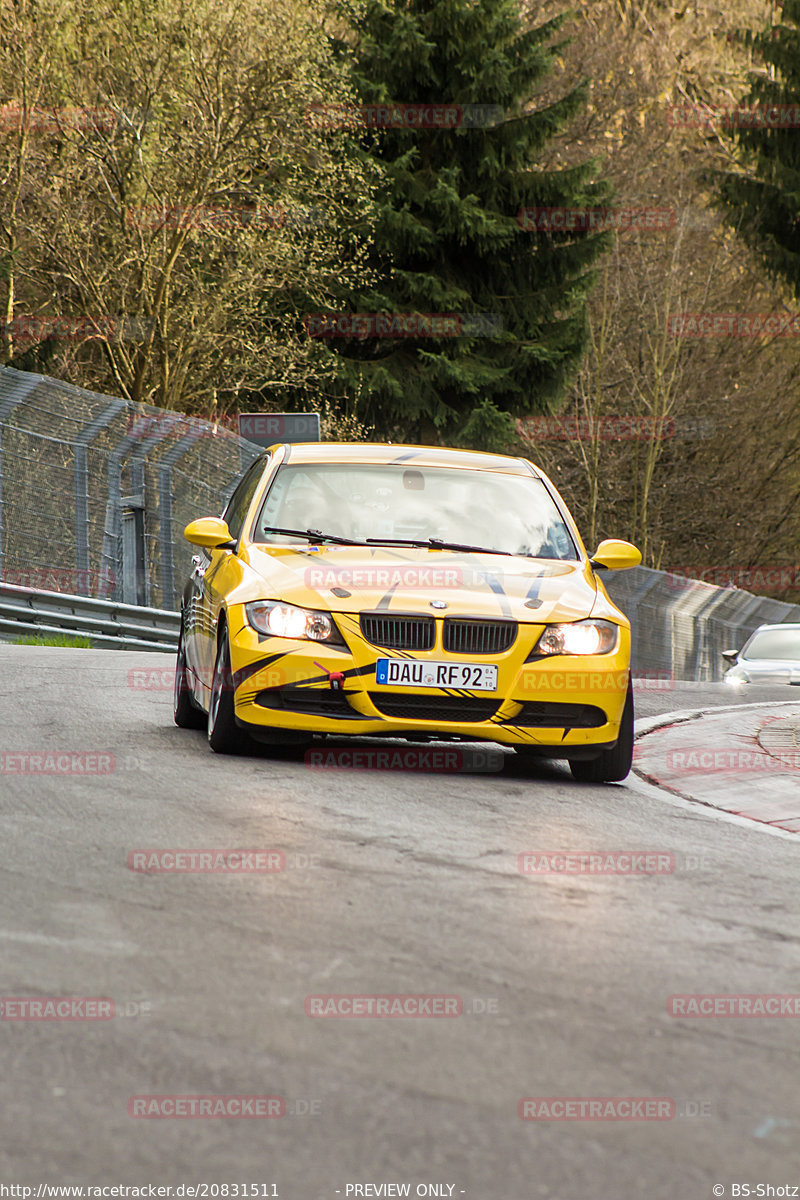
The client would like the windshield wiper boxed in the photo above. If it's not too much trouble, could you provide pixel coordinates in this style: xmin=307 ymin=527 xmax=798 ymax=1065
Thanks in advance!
xmin=263 ymin=529 xmax=525 ymax=555
xmin=365 ymin=536 xmax=515 ymax=556
xmin=261 ymin=526 xmax=367 ymax=546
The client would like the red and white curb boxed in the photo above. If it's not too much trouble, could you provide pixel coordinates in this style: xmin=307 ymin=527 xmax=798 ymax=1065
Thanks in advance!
xmin=628 ymin=702 xmax=800 ymax=839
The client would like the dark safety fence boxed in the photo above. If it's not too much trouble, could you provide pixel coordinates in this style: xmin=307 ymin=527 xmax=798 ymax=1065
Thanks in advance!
xmin=604 ymin=566 xmax=800 ymax=682
xmin=0 ymin=366 xmax=260 ymax=611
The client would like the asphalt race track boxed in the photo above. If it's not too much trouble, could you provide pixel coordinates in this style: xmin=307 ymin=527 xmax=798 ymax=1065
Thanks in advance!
xmin=1 ymin=646 xmax=799 ymax=1198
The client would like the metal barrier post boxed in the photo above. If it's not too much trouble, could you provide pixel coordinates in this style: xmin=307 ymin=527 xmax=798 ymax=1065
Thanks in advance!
xmin=0 ymin=371 xmax=42 ymax=578
xmin=74 ymin=400 xmax=124 ymax=595
xmin=121 ymin=494 xmax=147 ymax=606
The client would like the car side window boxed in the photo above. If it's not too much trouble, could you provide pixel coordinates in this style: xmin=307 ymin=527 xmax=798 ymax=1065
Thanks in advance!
xmin=222 ymin=458 xmax=267 ymax=542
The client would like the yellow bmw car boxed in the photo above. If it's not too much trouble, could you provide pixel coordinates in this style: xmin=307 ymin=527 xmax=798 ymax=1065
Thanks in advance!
xmin=174 ymin=442 xmax=641 ymax=782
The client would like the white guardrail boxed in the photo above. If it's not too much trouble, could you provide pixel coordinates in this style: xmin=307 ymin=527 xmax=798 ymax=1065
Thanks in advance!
xmin=0 ymin=582 xmax=179 ymax=652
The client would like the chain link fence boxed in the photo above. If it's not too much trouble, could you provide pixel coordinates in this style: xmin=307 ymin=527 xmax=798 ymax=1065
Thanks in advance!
xmin=604 ymin=566 xmax=800 ymax=683
xmin=2 ymin=363 xmax=799 ymax=675
xmin=0 ymin=366 xmax=260 ymax=611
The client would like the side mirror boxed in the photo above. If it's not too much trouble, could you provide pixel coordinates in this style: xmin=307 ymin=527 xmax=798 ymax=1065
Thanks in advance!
xmin=184 ymin=517 xmax=236 ymax=550
xmin=589 ymin=539 xmax=642 ymax=571
xmin=721 ymin=649 xmax=739 ymax=664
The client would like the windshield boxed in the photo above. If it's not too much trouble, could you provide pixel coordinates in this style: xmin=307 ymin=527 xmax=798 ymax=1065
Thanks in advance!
xmin=741 ymin=628 xmax=800 ymax=662
xmin=252 ymin=463 xmax=578 ymax=559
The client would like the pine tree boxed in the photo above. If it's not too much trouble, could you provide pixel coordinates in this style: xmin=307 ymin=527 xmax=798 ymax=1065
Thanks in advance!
xmin=715 ymin=2 xmax=800 ymax=298
xmin=317 ymin=0 xmax=612 ymax=445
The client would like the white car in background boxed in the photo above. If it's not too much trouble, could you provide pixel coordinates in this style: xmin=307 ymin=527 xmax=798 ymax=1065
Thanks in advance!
xmin=723 ymin=623 xmax=800 ymax=686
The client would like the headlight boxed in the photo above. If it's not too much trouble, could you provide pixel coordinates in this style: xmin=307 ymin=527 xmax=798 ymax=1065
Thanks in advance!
xmin=246 ymin=600 xmax=344 ymax=644
xmin=533 ymin=619 xmax=619 ymax=657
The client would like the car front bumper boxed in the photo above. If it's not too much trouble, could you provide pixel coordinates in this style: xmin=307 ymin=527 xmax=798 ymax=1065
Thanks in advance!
xmin=225 ymin=608 xmax=632 ymax=753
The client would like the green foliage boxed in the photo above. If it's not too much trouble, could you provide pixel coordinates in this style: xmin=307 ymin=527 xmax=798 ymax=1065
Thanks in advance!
xmin=318 ymin=0 xmax=612 ymax=444
xmin=11 ymin=633 xmax=93 ymax=647
xmin=0 ymin=0 xmax=379 ymax=413
xmin=454 ymin=397 xmax=517 ymax=452
xmin=714 ymin=0 xmax=800 ymax=298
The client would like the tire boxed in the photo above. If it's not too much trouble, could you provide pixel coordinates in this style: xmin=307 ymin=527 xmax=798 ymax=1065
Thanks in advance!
xmin=173 ymin=619 xmax=206 ymax=730
xmin=207 ymin=627 xmax=251 ymax=754
xmin=569 ymin=684 xmax=634 ymax=784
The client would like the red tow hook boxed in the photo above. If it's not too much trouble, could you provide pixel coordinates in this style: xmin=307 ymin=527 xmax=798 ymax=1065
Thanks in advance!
xmin=314 ymin=663 xmax=346 ymax=691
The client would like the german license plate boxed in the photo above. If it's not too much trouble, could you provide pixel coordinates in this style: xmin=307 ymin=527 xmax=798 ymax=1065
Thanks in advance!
xmin=375 ymin=658 xmax=498 ymax=691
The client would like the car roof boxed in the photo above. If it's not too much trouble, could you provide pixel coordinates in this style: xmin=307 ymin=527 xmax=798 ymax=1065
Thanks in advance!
xmin=750 ymin=623 xmax=800 ymax=633
xmin=277 ymin=441 xmax=538 ymax=475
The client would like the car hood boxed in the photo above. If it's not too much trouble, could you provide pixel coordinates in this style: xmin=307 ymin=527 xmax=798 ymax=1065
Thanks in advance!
xmin=238 ymin=545 xmax=606 ymax=624
xmin=727 ymin=658 xmax=800 ymax=683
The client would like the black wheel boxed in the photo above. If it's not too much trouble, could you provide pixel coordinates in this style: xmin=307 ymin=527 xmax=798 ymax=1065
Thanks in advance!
xmin=569 ymin=685 xmax=634 ymax=784
xmin=207 ymin=627 xmax=251 ymax=754
xmin=173 ymin=618 xmax=205 ymax=729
